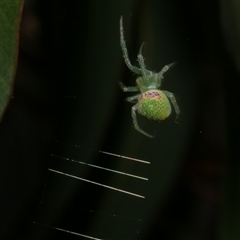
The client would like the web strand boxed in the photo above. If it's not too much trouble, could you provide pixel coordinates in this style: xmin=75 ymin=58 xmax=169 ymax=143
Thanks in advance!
xmin=33 ymin=222 xmax=103 ymax=240
xmin=51 ymin=154 xmax=148 ymax=181
xmin=48 ymin=168 xmax=145 ymax=199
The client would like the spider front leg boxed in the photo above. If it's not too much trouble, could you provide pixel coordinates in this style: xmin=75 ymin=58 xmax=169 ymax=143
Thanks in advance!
xmin=132 ymin=104 xmax=154 ymax=138
xmin=120 ymin=17 xmax=142 ymax=75
xmin=162 ymin=90 xmax=180 ymax=121
xmin=137 ymin=43 xmax=148 ymax=80
xmin=137 ymin=43 xmax=153 ymax=81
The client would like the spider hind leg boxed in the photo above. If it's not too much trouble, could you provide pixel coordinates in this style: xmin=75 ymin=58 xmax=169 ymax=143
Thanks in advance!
xmin=162 ymin=90 xmax=180 ymax=121
xmin=132 ymin=104 xmax=154 ymax=138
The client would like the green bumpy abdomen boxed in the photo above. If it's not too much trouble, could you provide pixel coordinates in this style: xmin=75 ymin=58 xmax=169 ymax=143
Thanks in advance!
xmin=138 ymin=90 xmax=171 ymax=121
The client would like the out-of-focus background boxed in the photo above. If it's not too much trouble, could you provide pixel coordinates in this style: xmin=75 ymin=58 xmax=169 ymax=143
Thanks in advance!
xmin=1 ymin=0 xmax=240 ymax=239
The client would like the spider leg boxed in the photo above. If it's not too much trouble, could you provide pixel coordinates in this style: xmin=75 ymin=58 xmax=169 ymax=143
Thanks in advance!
xmin=125 ymin=94 xmax=141 ymax=103
xmin=132 ymin=104 xmax=154 ymax=138
xmin=157 ymin=62 xmax=176 ymax=79
xmin=137 ymin=43 xmax=148 ymax=80
xmin=119 ymin=82 xmax=139 ymax=92
xmin=120 ymin=17 xmax=142 ymax=75
xmin=162 ymin=90 xmax=180 ymax=121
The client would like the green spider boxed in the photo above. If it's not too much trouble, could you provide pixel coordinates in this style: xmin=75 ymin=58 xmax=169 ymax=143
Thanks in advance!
xmin=119 ymin=16 xmax=180 ymax=138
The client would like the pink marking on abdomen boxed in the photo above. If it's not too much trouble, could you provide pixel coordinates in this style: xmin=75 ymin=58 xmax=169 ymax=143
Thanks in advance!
xmin=145 ymin=91 xmax=161 ymax=98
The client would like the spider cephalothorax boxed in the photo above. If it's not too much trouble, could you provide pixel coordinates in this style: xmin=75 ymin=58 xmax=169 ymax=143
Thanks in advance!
xmin=119 ymin=16 xmax=180 ymax=138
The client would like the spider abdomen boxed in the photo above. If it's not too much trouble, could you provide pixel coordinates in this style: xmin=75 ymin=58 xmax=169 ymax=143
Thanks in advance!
xmin=138 ymin=90 xmax=171 ymax=121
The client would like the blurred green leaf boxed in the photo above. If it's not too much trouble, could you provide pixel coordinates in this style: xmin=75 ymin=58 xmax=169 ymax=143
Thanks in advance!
xmin=0 ymin=0 xmax=24 ymax=121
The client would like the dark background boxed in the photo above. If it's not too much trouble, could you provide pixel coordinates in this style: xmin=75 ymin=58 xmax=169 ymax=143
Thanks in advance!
xmin=1 ymin=0 xmax=240 ymax=239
